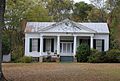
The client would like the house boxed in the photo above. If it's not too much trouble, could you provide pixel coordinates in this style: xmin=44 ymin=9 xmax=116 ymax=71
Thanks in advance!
xmin=24 ymin=19 xmax=109 ymax=62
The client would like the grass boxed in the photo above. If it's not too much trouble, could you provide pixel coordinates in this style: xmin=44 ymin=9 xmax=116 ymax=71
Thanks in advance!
xmin=2 ymin=63 xmax=120 ymax=81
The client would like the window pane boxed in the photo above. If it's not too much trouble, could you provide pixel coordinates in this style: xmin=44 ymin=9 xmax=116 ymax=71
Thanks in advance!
xmin=96 ymin=47 xmax=102 ymax=51
xmin=67 ymin=43 xmax=70 ymax=53
xmin=46 ymin=39 xmax=51 ymax=52
xmin=63 ymin=43 xmax=66 ymax=53
xmin=32 ymin=39 xmax=38 ymax=51
xmin=96 ymin=40 xmax=102 ymax=47
xmin=96 ymin=40 xmax=102 ymax=51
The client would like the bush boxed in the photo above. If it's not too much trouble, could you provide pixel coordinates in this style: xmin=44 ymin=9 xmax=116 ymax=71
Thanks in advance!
xmin=76 ymin=43 xmax=90 ymax=62
xmin=11 ymin=45 xmax=24 ymax=62
xmin=88 ymin=49 xmax=120 ymax=63
xmin=105 ymin=49 xmax=120 ymax=63
xmin=16 ymin=56 xmax=32 ymax=63
xmin=88 ymin=49 xmax=106 ymax=63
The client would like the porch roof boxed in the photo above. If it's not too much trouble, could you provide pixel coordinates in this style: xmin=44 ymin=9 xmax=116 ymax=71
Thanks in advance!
xmin=25 ymin=19 xmax=109 ymax=34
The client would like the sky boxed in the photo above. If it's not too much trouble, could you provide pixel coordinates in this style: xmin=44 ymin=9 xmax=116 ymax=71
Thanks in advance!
xmin=74 ymin=0 xmax=91 ymax=4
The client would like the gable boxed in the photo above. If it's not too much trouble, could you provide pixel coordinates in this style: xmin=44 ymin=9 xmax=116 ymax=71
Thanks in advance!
xmin=39 ymin=19 xmax=97 ymax=33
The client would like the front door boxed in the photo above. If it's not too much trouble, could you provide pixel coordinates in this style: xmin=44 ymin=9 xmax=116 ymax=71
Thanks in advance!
xmin=60 ymin=42 xmax=73 ymax=54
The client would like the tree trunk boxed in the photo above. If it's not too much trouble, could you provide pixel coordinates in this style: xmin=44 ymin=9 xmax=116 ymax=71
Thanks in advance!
xmin=0 ymin=0 xmax=6 ymax=80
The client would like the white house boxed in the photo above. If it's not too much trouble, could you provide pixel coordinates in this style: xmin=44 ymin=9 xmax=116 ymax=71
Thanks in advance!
xmin=24 ymin=19 xmax=109 ymax=62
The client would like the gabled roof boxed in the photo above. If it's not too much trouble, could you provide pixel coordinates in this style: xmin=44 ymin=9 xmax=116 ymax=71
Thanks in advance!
xmin=25 ymin=19 xmax=109 ymax=34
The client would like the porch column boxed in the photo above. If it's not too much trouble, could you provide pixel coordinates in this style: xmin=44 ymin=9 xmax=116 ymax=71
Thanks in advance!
xmin=73 ymin=36 xmax=77 ymax=56
xmin=40 ymin=35 xmax=43 ymax=56
xmin=39 ymin=35 xmax=43 ymax=62
xmin=90 ymin=36 xmax=93 ymax=49
xmin=57 ymin=35 xmax=60 ymax=54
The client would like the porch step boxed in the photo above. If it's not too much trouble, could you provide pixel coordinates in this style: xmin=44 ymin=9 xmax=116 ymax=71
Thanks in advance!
xmin=60 ymin=56 xmax=74 ymax=62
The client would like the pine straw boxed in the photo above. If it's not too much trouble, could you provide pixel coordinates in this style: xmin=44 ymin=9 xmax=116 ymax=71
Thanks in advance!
xmin=2 ymin=63 xmax=120 ymax=81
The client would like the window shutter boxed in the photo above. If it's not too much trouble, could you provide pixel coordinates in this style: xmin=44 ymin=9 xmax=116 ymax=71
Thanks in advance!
xmin=93 ymin=39 xmax=96 ymax=49
xmin=51 ymin=39 xmax=54 ymax=52
xmin=88 ymin=39 xmax=90 ymax=48
xmin=38 ymin=38 xmax=40 ymax=52
xmin=43 ymin=38 xmax=46 ymax=52
xmin=79 ymin=39 xmax=82 ymax=45
xmin=102 ymin=40 xmax=104 ymax=51
xmin=30 ymin=38 xmax=32 ymax=52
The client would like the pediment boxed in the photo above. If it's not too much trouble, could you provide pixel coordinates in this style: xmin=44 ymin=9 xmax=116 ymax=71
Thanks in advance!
xmin=38 ymin=19 xmax=97 ymax=33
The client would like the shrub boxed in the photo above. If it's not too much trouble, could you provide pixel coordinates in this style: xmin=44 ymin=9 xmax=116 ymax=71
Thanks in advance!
xmin=16 ymin=56 xmax=32 ymax=63
xmin=88 ymin=49 xmax=120 ymax=63
xmin=76 ymin=43 xmax=90 ymax=62
xmin=11 ymin=45 xmax=24 ymax=62
xmin=105 ymin=49 xmax=120 ymax=63
xmin=88 ymin=49 xmax=106 ymax=63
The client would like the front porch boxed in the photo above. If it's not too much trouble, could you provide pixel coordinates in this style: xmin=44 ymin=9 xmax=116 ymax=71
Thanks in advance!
xmin=39 ymin=35 xmax=93 ymax=56
xmin=27 ymin=34 xmax=105 ymax=62
xmin=29 ymin=35 xmax=93 ymax=62
xmin=36 ymin=35 xmax=92 ymax=62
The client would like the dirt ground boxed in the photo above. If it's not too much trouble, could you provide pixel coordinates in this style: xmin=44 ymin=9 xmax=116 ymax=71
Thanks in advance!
xmin=2 ymin=63 xmax=120 ymax=81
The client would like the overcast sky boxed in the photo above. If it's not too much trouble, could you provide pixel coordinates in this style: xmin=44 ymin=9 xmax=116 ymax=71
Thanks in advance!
xmin=74 ymin=0 xmax=91 ymax=3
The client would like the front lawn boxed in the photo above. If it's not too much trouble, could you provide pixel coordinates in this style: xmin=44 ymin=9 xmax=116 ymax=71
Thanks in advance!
xmin=2 ymin=63 xmax=120 ymax=81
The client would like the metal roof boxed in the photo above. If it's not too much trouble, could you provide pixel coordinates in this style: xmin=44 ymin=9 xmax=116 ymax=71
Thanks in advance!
xmin=25 ymin=20 xmax=109 ymax=34
xmin=80 ymin=23 xmax=109 ymax=33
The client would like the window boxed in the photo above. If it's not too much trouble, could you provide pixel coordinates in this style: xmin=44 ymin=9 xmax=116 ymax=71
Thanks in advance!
xmin=60 ymin=42 xmax=73 ymax=54
xmin=43 ymin=38 xmax=54 ymax=52
xmin=46 ymin=39 xmax=51 ymax=51
xmin=32 ymin=39 xmax=38 ymax=51
xmin=30 ymin=38 xmax=40 ymax=52
xmin=96 ymin=40 xmax=102 ymax=51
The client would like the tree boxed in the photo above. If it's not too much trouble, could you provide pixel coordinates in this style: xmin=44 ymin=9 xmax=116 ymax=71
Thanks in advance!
xmin=4 ymin=0 xmax=53 ymax=62
xmin=105 ymin=0 xmax=120 ymax=44
xmin=45 ymin=0 xmax=73 ymax=21
xmin=0 ymin=0 xmax=6 ymax=80
xmin=89 ymin=0 xmax=106 ymax=22
xmin=2 ymin=32 xmax=10 ymax=55
xmin=105 ymin=0 xmax=120 ymax=25
xmin=25 ymin=1 xmax=51 ymax=22
xmin=87 ymin=7 xmax=107 ymax=22
xmin=72 ymin=2 xmax=92 ymax=22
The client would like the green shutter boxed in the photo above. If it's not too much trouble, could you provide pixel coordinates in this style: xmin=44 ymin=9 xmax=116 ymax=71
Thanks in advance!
xmin=102 ymin=40 xmax=104 ymax=51
xmin=79 ymin=39 xmax=82 ymax=45
xmin=51 ymin=39 xmax=54 ymax=52
xmin=30 ymin=39 xmax=32 ymax=52
xmin=93 ymin=39 xmax=96 ymax=49
xmin=88 ymin=39 xmax=90 ymax=48
xmin=43 ymin=39 xmax=46 ymax=52
xmin=38 ymin=38 xmax=40 ymax=52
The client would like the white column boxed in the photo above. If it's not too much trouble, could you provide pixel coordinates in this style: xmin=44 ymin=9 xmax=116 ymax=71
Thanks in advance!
xmin=57 ymin=36 xmax=60 ymax=55
xmin=40 ymin=35 xmax=43 ymax=56
xmin=73 ymin=36 xmax=77 ymax=56
xmin=90 ymin=36 xmax=93 ymax=49
xmin=25 ymin=35 xmax=28 ymax=56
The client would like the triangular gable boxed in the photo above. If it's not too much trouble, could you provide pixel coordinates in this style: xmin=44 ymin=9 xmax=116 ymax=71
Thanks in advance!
xmin=38 ymin=19 xmax=97 ymax=33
